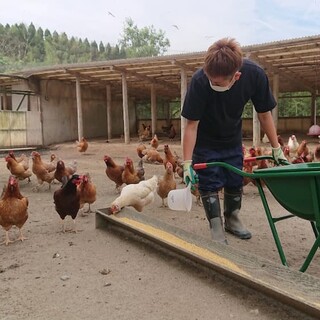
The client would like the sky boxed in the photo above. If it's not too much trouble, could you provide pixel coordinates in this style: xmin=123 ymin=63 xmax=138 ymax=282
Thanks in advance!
xmin=1 ymin=0 xmax=320 ymax=55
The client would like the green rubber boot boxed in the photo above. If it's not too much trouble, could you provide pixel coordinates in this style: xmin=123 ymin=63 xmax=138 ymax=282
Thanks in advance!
xmin=200 ymin=191 xmax=228 ymax=244
xmin=224 ymin=189 xmax=252 ymax=240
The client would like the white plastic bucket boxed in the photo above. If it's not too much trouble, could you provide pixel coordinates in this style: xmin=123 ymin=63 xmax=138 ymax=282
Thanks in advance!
xmin=167 ymin=184 xmax=192 ymax=212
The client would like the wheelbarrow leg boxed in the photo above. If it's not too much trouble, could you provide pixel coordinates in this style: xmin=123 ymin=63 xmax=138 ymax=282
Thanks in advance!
xmin=256 ymin=179 xmax=288 ymax=267
xmin=300 ymin=235 xmax=320 ymax=272
xmin=310 ymin=221 xmax=319 ymax=238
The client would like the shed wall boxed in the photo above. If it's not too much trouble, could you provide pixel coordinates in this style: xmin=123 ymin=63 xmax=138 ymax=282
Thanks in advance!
xmin=38 ymin=80 xmax=137 ymax=145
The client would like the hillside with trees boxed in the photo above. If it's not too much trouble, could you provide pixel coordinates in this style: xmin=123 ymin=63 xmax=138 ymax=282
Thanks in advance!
xmin=0 ymin=21 xmax=317 ymax=117
xmin=0 ymin=18 xmax=170 ymax=73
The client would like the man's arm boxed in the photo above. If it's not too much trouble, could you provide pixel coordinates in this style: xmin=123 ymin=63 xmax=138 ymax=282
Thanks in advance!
xmin=182 ymin=118 xmax=199 ymax=160
xmin=257 ymin=111 xmax=279 ymax=148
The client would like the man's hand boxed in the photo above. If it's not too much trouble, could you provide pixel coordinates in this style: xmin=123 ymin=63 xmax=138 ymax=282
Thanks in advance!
xmin=183 ymin=160 xmax=196 ymax=185
xmin=272 ymin=146 xmax=287 ymax=165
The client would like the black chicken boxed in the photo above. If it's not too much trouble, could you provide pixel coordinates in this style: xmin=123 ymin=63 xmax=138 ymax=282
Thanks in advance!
xmin=53 ymin=174 xmax=83 ymax=232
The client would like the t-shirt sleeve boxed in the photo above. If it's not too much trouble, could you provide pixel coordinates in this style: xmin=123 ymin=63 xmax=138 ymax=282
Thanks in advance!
xmin=181 ymin=76 xmax=207 ymax=120
xmin=251 ymin=70 xmax=276 ymax=113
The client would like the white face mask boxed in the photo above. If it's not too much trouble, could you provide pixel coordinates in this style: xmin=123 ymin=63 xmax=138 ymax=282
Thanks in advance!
xmin=209 ymin=77 xmax=236 ymax=92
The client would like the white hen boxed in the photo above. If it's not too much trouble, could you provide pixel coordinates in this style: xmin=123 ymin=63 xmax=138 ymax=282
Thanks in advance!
xmin=288 ymin=134 xmax=299 ymax=154
xmin=110 ymin=175 xmax=158 ymax=214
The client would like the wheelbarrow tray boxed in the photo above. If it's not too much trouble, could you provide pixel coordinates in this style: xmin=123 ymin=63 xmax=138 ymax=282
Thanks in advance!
xmin=193 ymin=160 xmax=320 ymax=272
xmin=252 ymin=162 xmax=320 ymax=223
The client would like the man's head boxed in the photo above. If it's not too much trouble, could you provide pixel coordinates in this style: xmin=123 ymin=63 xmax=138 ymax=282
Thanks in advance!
xmin=204 ymin=38 xmax=243 ymax=91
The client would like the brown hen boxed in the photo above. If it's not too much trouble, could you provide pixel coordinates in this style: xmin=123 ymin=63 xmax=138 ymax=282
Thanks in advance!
xmin=0 ymin=176 xmax=29 ymax=245
xmin=31 ymin=151 xmax=55 ymax=190
xmin=150 ymin=134 xmax=159 ymax=149
xmin=5 ymin=156 xmax=32 ymax=182
xmin=142 ymin=148 xmax=163 ymax=163
xmin=163 ymin=144 xmax=177 ymax=173
xmin=7 ymin=151 xmax=29 ymax=170
xmin=77 ymin=172 xmax=97 ymax=214
xmin=54 ymin=160 xmax=76 ymax=183
xmin=104 ymin=155 xmax=124 ymax=192
xmin=76 ymin=137 xmax=89 ymax=153
xmin=122 ymin=157 xmax=143 ymax=185
xmin=157 ymin=162 xmax=177 ymax=207
xmin=136 ymin=143 xmax=147 ymax=158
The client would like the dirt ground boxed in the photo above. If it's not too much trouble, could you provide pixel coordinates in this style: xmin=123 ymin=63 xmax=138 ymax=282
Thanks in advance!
xmin=0 ymin=135 xmax=319 ymax=320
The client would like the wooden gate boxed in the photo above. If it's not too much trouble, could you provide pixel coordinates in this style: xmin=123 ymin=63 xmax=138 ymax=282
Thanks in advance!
xmin=0 ymin=111 xmax=42 ymax=148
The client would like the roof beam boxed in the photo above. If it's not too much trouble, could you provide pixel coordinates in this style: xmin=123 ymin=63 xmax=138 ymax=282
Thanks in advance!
xmin=248 ymin=52 xmax=315 ymax=92
xmin=110 ymin=65 xmax=180 ymax=93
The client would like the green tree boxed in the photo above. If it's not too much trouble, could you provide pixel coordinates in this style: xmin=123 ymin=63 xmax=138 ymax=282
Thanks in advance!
xmin=90 ymin=40 xmax=98 ymax=61
xmin=118 ymin=17 xmax=170 ymax=58
xmin=105 ymin=43 xmax=112 ymax=59
xmin=28 ymin=26 xmax=45 ymax=62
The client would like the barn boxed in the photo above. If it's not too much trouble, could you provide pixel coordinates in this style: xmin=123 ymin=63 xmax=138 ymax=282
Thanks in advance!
xmin=0 ymin=34 xmax=319 ymax=148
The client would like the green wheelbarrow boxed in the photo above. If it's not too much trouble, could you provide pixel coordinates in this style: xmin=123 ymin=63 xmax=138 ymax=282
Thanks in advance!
xmin=193 ymin=156 xmax=320 ymax=273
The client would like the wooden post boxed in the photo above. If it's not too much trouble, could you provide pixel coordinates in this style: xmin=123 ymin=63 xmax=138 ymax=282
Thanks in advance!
xmin=272 ymin=73 xmax=279 ymax=130
xmin=180 ymin=68 xmax=188 ymax=146
xmin=151 ymin=84 xmax=157 ymax=136
xmin=252 ymin=110 xmax=260 ymax=146
xmin=75 ymin=76 xmax=83 ymax=141
xmin=164 ymin=100 xmax=170 ymax=127
xmin=311 ymin=92 xmax=316 ymax=126
xmin=2 ymin=92 xmax=8 ymax=110
xmin=106 ymin=85 xmax=112 ymax=141
xmin=121 ymin=72 xmax=130 ymax=144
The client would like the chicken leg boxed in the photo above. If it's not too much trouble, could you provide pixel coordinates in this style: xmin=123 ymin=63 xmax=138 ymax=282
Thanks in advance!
xmin=16 ymin=229 xmax=28 ymax=242
xmin=3 ymin=231 xmax=14 ymax=246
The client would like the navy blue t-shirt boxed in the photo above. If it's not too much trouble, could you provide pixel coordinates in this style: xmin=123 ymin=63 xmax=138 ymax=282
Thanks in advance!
xmin=181 ymin=59 xmax=276 ymax=149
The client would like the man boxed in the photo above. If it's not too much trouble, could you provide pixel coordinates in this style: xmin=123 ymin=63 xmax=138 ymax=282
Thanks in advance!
xmin=182 ymin=38 xmax=286 ymax=244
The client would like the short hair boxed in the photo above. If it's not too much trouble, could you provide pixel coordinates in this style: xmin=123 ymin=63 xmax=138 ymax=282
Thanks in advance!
xmin=203 ymin=38 xmax=243 ymax=78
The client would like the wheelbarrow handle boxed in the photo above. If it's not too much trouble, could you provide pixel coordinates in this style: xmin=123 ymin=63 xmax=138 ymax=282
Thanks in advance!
xmin=243 ymin=155 xmax=273 ymax=162
xmin=193 ymin=162 xmax=244 ymax=173
xmin=193 ymin=156 xmax=290 ymax=172
xmin=243 ymin=155 xmax=290 ymax=166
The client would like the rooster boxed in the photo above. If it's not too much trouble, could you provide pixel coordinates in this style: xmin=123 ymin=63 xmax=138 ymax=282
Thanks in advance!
xmin=0 ymin=176 xmax=29 ymax=245
xmin=53 ymin=174 xmax=83 ymax=232
xmin=76 ymin=137 xmax=89 ymax=154
xmin=157 ymin=162 xmax=177 ymax=207
xmin=77 ymin=172 xmax=97 ymax=214
xmin=104 ymin=155 xmax=124 ymax=192
xmin=110 ymin=175 xmax=158 ymax=214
